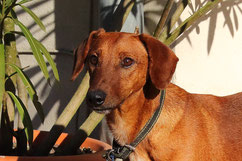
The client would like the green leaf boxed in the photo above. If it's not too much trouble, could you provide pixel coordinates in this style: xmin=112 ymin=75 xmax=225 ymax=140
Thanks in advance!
xmin=10 ymin=31 xmax=25 ymax=36
xmin=34 ymin=39 xmax=60 ymax=82
xmin=8 ymin=64 xmax=45 ymax=122
xmin=13 ymin=19 xmax=50 ymax=82
xmin=5 ymin=0 xmax=14 ymax=8
xmin=7 ymin=91 xmax=33 ymax=145
xmin=18 ymin=4 xmax=46 ymax=32
xmin=8 ymin=64 xmax=35 ymax=94
xmin=0 ymin=43 xmax=5 ymax=117
xmin=10 ymin=8 xmax=17 ymax=19
xmin=164 ymin=0 xmax=222 ymax=45
xmin=11 ymin=33 xmax=58 ymax=82
xmin=18 ymin=0 xmax=33 ymax=5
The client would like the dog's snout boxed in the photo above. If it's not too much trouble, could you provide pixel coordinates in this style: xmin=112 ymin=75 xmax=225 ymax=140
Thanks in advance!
xmin=87 ymin=90 xmax=106 ymax=107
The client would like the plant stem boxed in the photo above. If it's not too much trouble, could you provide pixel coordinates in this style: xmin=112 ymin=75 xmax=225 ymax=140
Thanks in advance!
xmin=153 ymin=0 xmax=175 ymax=38
xmin=0 ymin=12 xmax=17 ymax=155
xmin=0 ymin=43 xmax=4 ymax=125
xmin=56 ymin=111 xmax=105 ymax=155
xmin=159 ymin=0 xmax=190 ymax=42
xmin=2 ymin=0 xmax=6 ymax=16
xmin=0 ymin=1 xmax=5 ymax=153
xmin=77 ymin=111 xmax=104 ymax=140
xmin=0 ymin=93 xmax=13 ymax=154
xmin=119 ymin=0 xmax=135 ymax=30
xmin=32 ymin=72 xmax=90 ymax=156
xmin=54 ymin=72 xmax=89 ymax=133
xmin=4 ymin=16 xmax=17 ymax=121
xmin=164 ymin=0 xmax=222 ymax=46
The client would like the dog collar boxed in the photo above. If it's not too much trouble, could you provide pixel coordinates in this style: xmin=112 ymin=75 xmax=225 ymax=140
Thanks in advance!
xmin=104 ymin=90 xmax=166 ymax=161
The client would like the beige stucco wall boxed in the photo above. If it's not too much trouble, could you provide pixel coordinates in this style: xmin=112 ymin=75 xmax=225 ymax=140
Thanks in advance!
xmin=15 ymin=0 xmax=242 ymax=134
xmin=145 ymin=0 xmax=242 ymax=96
xmin=174 ymin=1 xmax=242 ymax=96
xmin=16 ymin=0 xmax=91 ymax=52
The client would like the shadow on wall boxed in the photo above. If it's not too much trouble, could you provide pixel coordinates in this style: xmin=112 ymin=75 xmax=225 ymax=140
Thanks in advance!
xmin=144 ymin=0 xmax=242 ymax=54
xmin=32 ymin=0 xmax=101 ymax=137
xmin=20 ymin=54 xmax=92 ymax=134
xmin=16 ymin=0 xmax=101 ymax=138
xmin=174 ymin=0 xmax=242 ymax=54
xmin=54 ymin=0 xmax=91 ymax=51
xmin=15 ymin=0 xmax=54 ymax=42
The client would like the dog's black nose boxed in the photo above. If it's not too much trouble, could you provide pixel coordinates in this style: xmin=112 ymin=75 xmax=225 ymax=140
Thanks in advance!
xmin=87 ymin=90 xmax=106 ymax=107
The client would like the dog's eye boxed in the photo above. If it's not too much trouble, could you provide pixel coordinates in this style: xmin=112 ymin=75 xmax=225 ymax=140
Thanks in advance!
xmin=89 ymin=55 xmax=98 ymax=66
xmin=121 ymin=57 xmax=134 ymax=68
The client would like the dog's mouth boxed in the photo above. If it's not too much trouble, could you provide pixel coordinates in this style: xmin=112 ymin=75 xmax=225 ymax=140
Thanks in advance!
xmin=88 ymin=97 xmax=125 ymax=115
xmin=92 ymin=107 xmax=113 ymax=114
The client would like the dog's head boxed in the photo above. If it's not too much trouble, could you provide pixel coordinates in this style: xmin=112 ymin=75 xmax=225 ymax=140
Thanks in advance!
xmin=71 ymin=29 xmax=178 ymax=114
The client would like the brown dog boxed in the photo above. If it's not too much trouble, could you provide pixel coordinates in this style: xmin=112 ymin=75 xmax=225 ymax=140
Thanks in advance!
xmin=72 ymin=29 xmax=242 ymax=161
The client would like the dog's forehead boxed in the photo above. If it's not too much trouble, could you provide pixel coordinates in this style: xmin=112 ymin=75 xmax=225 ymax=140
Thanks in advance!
xmin=90 ymin=32 xmax=146 ymax=55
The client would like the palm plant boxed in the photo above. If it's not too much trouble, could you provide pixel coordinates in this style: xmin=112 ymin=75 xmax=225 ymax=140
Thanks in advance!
xmin=0 ymin=0 xmax=59 ymax=155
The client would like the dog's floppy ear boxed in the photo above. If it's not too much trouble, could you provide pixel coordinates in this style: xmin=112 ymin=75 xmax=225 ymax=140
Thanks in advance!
xmin=139 ymin=34 xmax=178 ymax=89
xmin=71 ymin=29 xmax=105 ymax=81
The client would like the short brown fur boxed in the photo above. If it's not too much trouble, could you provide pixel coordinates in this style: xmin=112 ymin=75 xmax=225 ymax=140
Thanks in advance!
xmin=72 ymin=29 xmax=242 ymax=161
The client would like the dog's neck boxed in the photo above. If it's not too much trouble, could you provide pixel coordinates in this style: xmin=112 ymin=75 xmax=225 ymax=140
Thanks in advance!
xmin=106 ymin=83 xmax=188 ymax=147
xmin=106 ymin=86 xmax=161 ymax=145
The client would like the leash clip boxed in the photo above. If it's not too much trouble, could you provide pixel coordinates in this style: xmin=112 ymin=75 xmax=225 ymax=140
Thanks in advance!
xmin=103 ymin=149 xmax=115 ymax=161
xmin=103 ymin=144 xmax=135 ymax=161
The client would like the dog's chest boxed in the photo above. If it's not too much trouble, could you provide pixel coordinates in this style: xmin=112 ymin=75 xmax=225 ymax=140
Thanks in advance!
xmin=107 ymin=116 xmax=153 ymax=161
xmin=129 ymin=151 xmax=148 ymax=161
xmin=108 ymin=114 xmax=130 ymax=144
